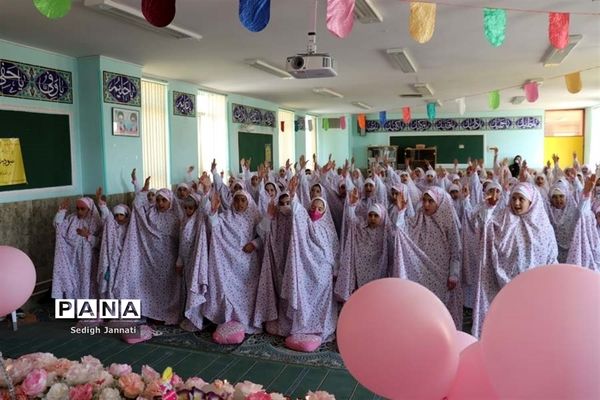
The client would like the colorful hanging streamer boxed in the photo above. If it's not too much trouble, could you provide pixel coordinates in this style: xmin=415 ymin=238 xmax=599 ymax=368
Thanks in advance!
xmin=357 ymin=114 xmax=366 ymax=130
xmin=142 ymin=0 xmax=176 ymax=27
xmin=524 ymin=82 xmax=539 ymax=102
xmin=307 ymin=118 xmax=314 ymax=132
xmin=483 ymin=8 xmax=507 ymax=47
xmin=402 ymin=107 xmax=411 ymax=123
xmin=340 ymin=116 xmax=347 ymax=129
xmin=322 ymin=117 xmax=329 ymax=131
xmin=33 ymin=0 xmax=72 ymax=19
xmin=488 ymin=90 xmax=500 ymax=110
xmin=379 ymin=111 xmax=387 ymax=127
xmin=565 ymin=72 xmax=582 ymax=94
xmin=549 ymin=12 xmax=569 ymax=50
xmin=456 ymin=97 xmax=466 ymax=115
xmin=409 ymin=2 xmax=436 ymax=44
xmin=327 ymin=0 xmax=355 ymax=39
xmin=239 ymin=0 xmax=271 ymax=32
xmin=426 ymin=103 xmax=436 ymax=120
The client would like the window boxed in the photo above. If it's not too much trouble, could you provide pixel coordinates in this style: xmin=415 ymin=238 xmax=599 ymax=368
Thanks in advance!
xmin=545 ymin=109 xmax=584 ymax=137
xmin=197 ymin=90 xmax=228 ymax=174
xmin=141 ymin=79 xmax=169 ymax=189
xmin=305 ymin=115 xmax=317 ymax=169
xmin=278 ymin=109 xmax=295 ymax=167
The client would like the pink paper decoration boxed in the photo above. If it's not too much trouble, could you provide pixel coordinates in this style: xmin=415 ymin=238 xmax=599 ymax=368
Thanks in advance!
xmin=402 ymin=107 xmax=411 ymax=123
xmin=340 ymin=116 xmax=347 ymax=129
xmin=142 ymin=0 xmax=176 ymax=28
xmin=524 ymin=82 xmax=539 ymax=103
xmin=549 ymin=12 xmax=569 ymax=50
xmin=327 ymin=0 xmax=355 ymax=39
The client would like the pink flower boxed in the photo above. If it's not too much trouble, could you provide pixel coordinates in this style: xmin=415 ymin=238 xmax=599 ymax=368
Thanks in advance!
xmin=47 ymin=358 xmax=74 ymax=377
xmin=108 ymin=363 xmax=132 ymax=377
xmin=171 ymin=373 xmax=184 ymax=389
xmin=69 ymin=383 xmax=94 ymax=400
xmin=234 ymin=381 xmax=264 ymax=400
xmin=21 ymin=368 xmax=48 ymax=397
xmin=93 ymin=370 xmax=114 ymax=390
xmin=80 ymin=355 xmax=102 ymax=369
xmin=305 ymin=391 xmax=335 ymax=400
xmin=118 ymin=373 xmax=145 ymax=398
xmin=245 ymin=391 xmax=272 ymax=400
xmin=202 ymin=380 xmax=234 ymax=397
xmin=4 ymin=358 xmax=33 ymax=384
xmin=140 ymin=365 xmax=160 ymax=383
xmin=19 ymin=352 xmax=58 ymax=370
xmin=65 ymin=363 xmax=102 ymax=385
xmin=269 ymin=393 xmax=286 ymax=400
xmin=142 ymin=380 xmax=162 ymax=398
xmin=184 ymin=377 xmax=207 ymax=390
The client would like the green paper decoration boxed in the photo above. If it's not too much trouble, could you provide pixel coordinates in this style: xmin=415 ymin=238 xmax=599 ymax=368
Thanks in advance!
xmin=426 ymin=102 xmax=436 ymax=121
xmin=483 ymin=8 xmax=507 ymax=47
xmin=489 ymin=90 xmax=500 ymax=110
xmin=322 ymin=117 xmax=329 ymax=131
xmin=33 ymin=0 xmax=72 ymax=19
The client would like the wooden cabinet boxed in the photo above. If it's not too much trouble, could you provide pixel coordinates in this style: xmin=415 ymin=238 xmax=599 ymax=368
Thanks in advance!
xmin=404 ymin=146 xmax=437 ymax=170
xmin=367 ymin=145 xmax=398 ymax=169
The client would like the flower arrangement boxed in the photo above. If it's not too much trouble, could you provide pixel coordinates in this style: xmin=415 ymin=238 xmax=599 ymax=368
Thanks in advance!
xmin=0 ymin=352 xmax=335 ymax=400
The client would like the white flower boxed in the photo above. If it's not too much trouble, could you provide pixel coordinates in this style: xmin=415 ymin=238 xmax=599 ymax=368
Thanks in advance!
xmin=94 ymin=370 xmax=114 ymax=389
xmin=2 ymin=358 xmax=33 ymax=385
xmin=233 ymin=381 xmax=264 ymax=400
xmin=201 ymin=379 xmax=235 ymax=397
xmin=65 ymin=362 xmax=102 ymax=385
xmin=20 ymin=352 xmax=58 ymax=369
xmin=80 ymin=355 xmax=103 ymax=369
xmin=108 ymin=363 xmax=132 ymax=377
xmin=270 ymin=393 xmax=286 ymax=400
xmin=99 ymin=387 xmax=122 ymax=400
xmin=45 ymin=382 xmax=70 ymax=400
xmin=306 ymin=390 xmax=336 ymax=400
xmin=185 ymin=377 xmax=207 ymax=390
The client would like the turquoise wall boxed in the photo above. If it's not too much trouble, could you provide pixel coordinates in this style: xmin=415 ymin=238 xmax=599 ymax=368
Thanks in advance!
xmin=294 ymin=114 xmax=307 ymax=162
xmin=0 ymin=39 xmax=82 ymax=203
xmin=169 ymin=81 xmax=199 ymax=185
xmin=227 ymin=94 xmax=279 ymax=174
xmin=340 ymin=110 xmax=545 ymax=169
xmin=316 ymin=113 xmax=352 ymax=166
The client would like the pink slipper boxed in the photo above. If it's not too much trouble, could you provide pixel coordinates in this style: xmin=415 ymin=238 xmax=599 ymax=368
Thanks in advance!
xmin=285 ymin=334 xmax=322 ymax=352
xmin=213 ymin=321 xmax=245 ymax=344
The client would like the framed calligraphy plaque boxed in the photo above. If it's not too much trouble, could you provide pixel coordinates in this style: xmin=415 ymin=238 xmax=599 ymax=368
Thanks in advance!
xmin=173 ymin=91 xmax=195 ymax=117
xmin=0 ymin=59 xmax=73 ymax=104
xmin=103 ymin=71 xmax=141 ymax=107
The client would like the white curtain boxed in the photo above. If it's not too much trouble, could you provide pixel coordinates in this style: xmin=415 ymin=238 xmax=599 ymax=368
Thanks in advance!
xmin=197 ymin=90 xmax=228 ymax=174
xmin=305 ymin=115 xmax=317 ymax=169
xmin=278 ymin=109 xmax=295 ymax=167
xmin=141 ymin=79 xmax=169 ymax=189
xmin=589 ymin=106 xmax=600 ymax=168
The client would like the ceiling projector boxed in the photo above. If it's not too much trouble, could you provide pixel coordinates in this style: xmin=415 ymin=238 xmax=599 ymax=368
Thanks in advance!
xmin=285 ymin=32 xmax=337 ymax=79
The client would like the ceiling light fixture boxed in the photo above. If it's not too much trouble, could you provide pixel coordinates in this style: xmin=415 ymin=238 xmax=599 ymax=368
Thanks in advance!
xmin=351 ymin=101 xmax=372 ymax=110
xmin=245 ymin=59 xmax=293 ymax=79
xmin=385 ymin=48 xmax=418 ymax=73
xmin=313 ymin=88 xmax=344 ymax=98
xmin=354 ymin=0 xmax=383 ymax=23
xmin=413 ymin=83 xmax=434 ymax=96
xmin=541 ymin=34 xmax=583 ymax=67
xmin=84 ymin=0 xmax=202 ymax=40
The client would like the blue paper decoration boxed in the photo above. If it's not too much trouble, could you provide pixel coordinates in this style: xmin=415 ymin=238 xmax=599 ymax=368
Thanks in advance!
xmin=239 ymin=0 xmax=271 ymax=32
xmin=427 ymin=102 xmax=436 ymax=120
xmin=379 ymin=111 xmax=387 ymax=128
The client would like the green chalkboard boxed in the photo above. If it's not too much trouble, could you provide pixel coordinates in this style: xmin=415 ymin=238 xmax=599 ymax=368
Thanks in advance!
xmin=0 ymin=109 xmax=72 ymax=191
xmin=238 ymin=132 xmax=273 ymax=172
xmin=390 ymin=135 xmax=483 ymax=164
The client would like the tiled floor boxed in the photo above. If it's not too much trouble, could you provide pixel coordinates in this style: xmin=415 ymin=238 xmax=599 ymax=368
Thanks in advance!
xmin=0 ymin=321 xmax=381 ymax=399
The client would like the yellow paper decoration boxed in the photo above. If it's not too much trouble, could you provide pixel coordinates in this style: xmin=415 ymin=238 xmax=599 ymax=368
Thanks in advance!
xmin=409 ymin=2 xmax=436 ymax=44
xmin=0 ymin=138 xmax=27 ymax=186
xmin=565 ymin=72 xmax=582 ymax=94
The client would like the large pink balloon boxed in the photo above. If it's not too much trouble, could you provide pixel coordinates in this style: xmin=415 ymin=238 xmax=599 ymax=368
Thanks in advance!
xmin=456 ymin=331 xmax=477 ymax=353
xmin=0 ymin=246 xmax=36 ymax=317
xmin=481 ymin=264 xmax=600 ymax=399
xmin=337 ymin=278 xmax=459 ymax=399
xmin=446 ymin=342 xmax=498 ymax=400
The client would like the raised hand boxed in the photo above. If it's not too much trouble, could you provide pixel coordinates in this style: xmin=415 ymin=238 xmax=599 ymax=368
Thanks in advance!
xmin=59 ymin=198 xmax=70 ymax=210
xmin=210 ymin=190 xmax=221 ymax=213
xmin=95 ymin=186 xmax=104 ymax=203
xmin=200 ymin=172 xmax=211 ymax=193
xmin=351 ymin=156 xmax=355 ymax=165
xmin=583 ymin=174 xmax=597 ymax=196
xmin=453 ymin=158 xmax=458 ymax=166
xmin=143 ymin=176 xmax=151 ymax=192
xmin=288 ymin=175 xmax=299 ymax=196
xmin=131 ymin=168 xmax=136 ymax=181
xmin=240 ymin=158 xmax=246 ymax=168
xmin=188 ymin=165 xmax=195 ymax=174
xmin=267 ymin=200 xmax=277 ymax=218
xmin=462 ymin=185 xmax=470 ymax=198
xmin=285 ymin=158 xmax=291 ymax=170
xmin=519 ymin=161 xmax=528 ymax=182
xmin=349 ymin=188 xmax=359 ymax=205
xmin=395 ymin=190 xmax=406 ymax=210
xmin=211 ymin=158 xmax=217 ymax=171
xmin=243 ymin=242 xmax=256 ymax=253
xmin=247 ymin=158 xmax=252 ymax=168
xmin=76 ymin=227 xmax=90 ymax=239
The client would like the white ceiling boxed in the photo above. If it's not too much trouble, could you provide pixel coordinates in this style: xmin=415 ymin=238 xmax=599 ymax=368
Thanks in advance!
xmin=0 ymin=0 xmax=599 ymax=114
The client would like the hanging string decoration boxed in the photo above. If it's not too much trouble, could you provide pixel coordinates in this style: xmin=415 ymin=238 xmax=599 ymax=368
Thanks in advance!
xmin=379 ymin=111 xmax=387 ymax=128
xmin=327 ymin=0 xmax=355 ymax=38
xmin=426 ymin=102 xmax=436 ymax=120
xmin=456 ymin=97 xmax=466 ymax=115
xmin=549 ymin=12 xmax=569 ymax=50
xmin=483 ymin=8 xmax=507 ymax=47
xmin=322 ymin=117 xmax=330 ymax=131
xmin=141 ymin=0 xmax=176 ymax=27
xmin=524 ymin=82 xmax=539 ymax=102
xmin=565 ymin=72 xmax=582 ymax=94
xmin=239 ymin=0 xmax=271 ymax=32
xmin=357 ymin=114 xmax=366 ymax=132
xmin=488 ymin=90 xmax=500 ymax=110
xmin=33 ymin=0 xmax=72 ymax=19
xmin=409 ymin=2 xmax=437 ymax=44
xmin=340 ymin=116 xmax=347 ymax=129
xmin=402 ymin=107 xmax=412 ymax=123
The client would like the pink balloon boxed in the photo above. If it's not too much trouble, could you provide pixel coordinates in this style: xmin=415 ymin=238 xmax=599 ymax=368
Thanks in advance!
xmin=481 ymin=264 xmax=600 ymax=399
xmin=456 ymin=330 xmax=477 ymax=353
xmin=337 ymin=278 xmax=459 ymax=399
xmin=446 ymin=342 xmax=498 ymax=400
xmin=0 ymin=246 xmax=36 ymax=317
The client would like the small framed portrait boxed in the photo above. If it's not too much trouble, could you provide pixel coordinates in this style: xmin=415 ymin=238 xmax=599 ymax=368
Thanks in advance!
xmin=112 ymin=108 xmax=140 ymax=137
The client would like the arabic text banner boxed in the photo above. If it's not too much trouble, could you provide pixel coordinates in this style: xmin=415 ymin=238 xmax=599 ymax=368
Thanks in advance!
xmin=0 ymin=138 xmax=27 ymax=186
